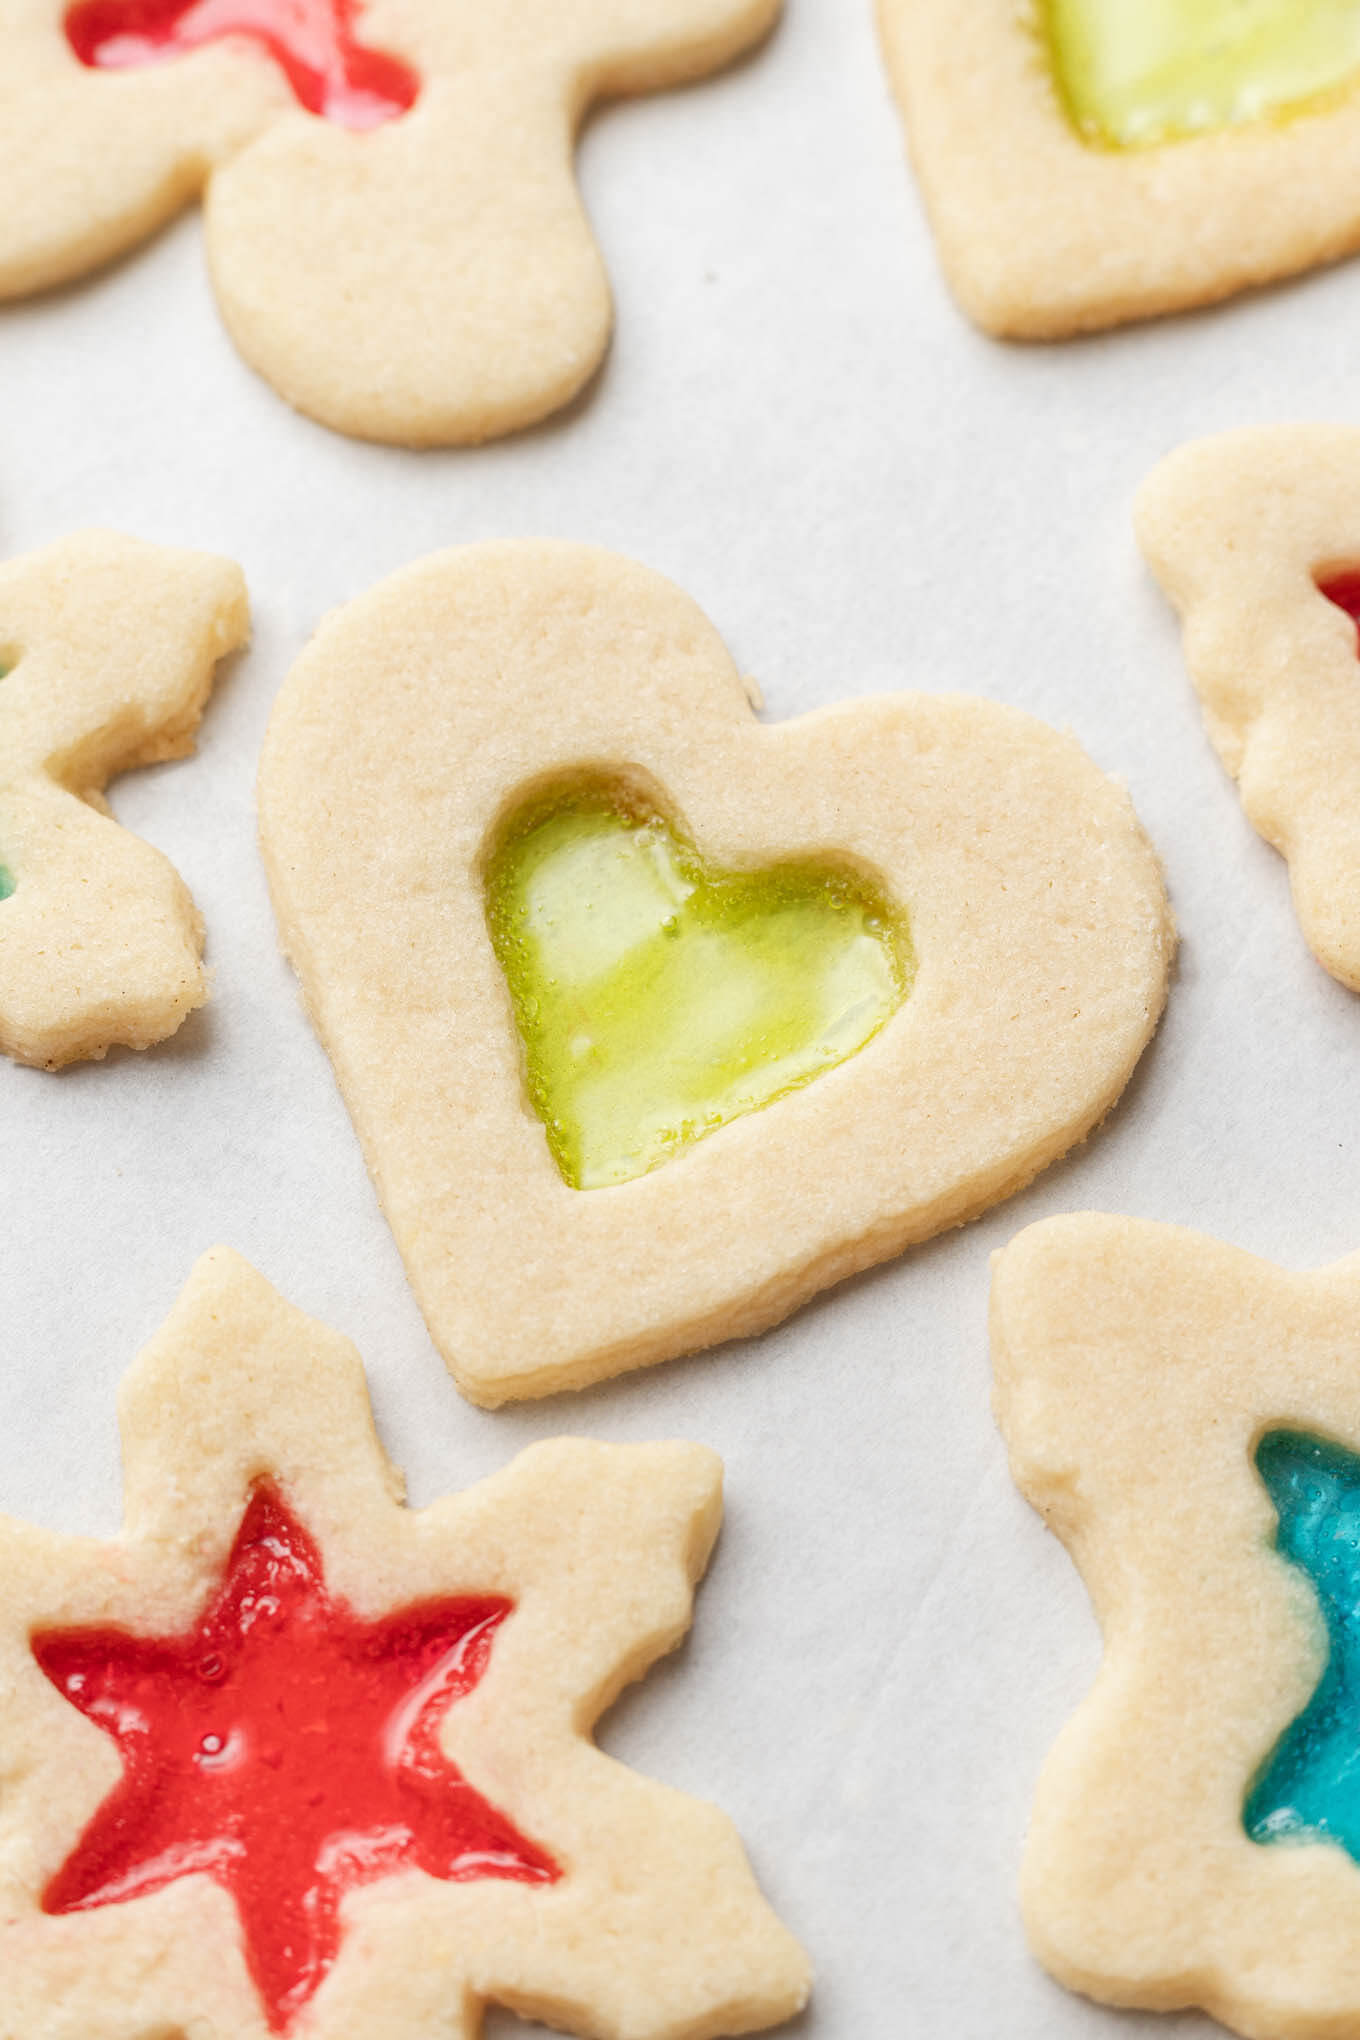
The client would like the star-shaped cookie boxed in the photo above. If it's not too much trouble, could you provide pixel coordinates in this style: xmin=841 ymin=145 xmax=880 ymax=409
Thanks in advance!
xmin=0 ymin=529 xmax=248 ymax=1067
xmin=1137 ymin=425 xmax=1360 ymax=991
xmin=0 ymin=1247 xmax=811 ymax=2039
xmin=0 ymin=0 xmax=780 ymax=443
xmin=991 ymin=1212 xmax=1360 ymax=2040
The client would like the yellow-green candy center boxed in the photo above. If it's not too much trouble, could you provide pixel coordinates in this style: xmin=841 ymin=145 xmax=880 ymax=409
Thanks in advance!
xmin=1042 ymin=0 xmax=1360 ymax=148
xmin=484 ymin=786 xmax=912 ymax=1191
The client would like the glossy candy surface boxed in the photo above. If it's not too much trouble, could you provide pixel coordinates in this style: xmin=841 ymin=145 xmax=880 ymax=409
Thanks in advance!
xmin=1043 ymin=0 xmax=1360 ymax=149
xmin=35 ymin=1485 xmax=557 ymax=2031
xmin=484 ymin=783 xmax=911 ymax=1191
xmin=1246 ymin=1429 xmax=1360 ymax=1862
xmin=64 ymin=0 xmax=418 ymax=129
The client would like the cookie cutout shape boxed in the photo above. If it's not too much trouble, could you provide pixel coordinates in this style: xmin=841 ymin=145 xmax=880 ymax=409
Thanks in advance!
xmin=0 ymin=0 xmax=779 ymax=445
xmin=877 ymin=1 xmax=1360 ymax=337
xmin=1136 ymin=425 xmax=1360 ymax=992
xmin=483 ymin=778 xmax=913 ymax=1190
xmin=258 ymin=540 xmax=1173 ymax=1404
xmin=990 ymin=1212 xmax=1360 ymax=2040
xmin=0 ymin=1246 xmax=811 ymax=2039
xmin=63 ymin=0 xmax=420 ymax=128
xmin=0 ymin=530 xmax=248 ymax=1067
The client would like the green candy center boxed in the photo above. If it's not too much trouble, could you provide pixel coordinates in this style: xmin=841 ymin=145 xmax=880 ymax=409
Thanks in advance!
xmin=484 ymin=782 xmax=912 ymax=1191
xmin=1042 ymin=0 xmax=1360 ymax=148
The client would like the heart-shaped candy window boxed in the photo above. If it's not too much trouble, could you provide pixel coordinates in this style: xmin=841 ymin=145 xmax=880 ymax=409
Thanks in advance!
xmin=485 ymin=782 xmax=912 ymax=1190
xmin=1043 ymin=0 xmax=1360 ymax=148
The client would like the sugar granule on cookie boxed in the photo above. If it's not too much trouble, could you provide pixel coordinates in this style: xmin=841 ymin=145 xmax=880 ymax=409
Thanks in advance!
xmin=0 ymin=529 xmax=247 ymax=1068
xmin=1137 ymin=424 xmax=1360 ymax=992
xmin=258 ymin=539 xmax=1174 ymax=1405
xmin=878 ymin=0 xmax=1360 ymax=337
xmin=991 ymin=1212 xmax=1360 ymax=2040
xmin=0 ymin=1247 xmax=811 ymax=2039
xmin=0 ymin=0 xmax=780 ymax=445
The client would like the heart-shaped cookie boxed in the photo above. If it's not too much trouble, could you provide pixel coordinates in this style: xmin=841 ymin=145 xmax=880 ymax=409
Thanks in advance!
xmin=879 ymin=0 xmax=1360 ymax=336
xmin=258 ymin=542 xmax=1172 ymax=1404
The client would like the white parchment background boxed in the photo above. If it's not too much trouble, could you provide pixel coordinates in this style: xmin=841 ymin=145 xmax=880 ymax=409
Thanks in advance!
xmin=2 ymin=3 xmax=1357 ymax=2035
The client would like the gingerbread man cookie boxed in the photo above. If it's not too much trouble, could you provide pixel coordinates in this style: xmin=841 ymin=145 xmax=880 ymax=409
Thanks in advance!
xmin=259 ymin=540 xmax=1174 ymax=1404
xmin=0 ymin=1246 xmax=811 ymax=2039
xmin=879 ymin=1 xmax=1360 ymax=337
xmin=992 ymin=1212 xmax=1360 ymax=2040
xmin=1137 ymin=425 xmax=1360 ymax=992
xmin=0 ymin=0 xmax=779 ymax=444
xmin=0 ymin=529 xmax=247 ymax=1068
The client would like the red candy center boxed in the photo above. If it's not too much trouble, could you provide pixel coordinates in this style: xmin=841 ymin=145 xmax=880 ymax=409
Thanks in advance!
xmin=1319 ymin=570 xmax=1360 ymax=639
xmin=64 ymin=0 xmax=418 ymax=129
xmin=34 ymin=1484 xmax=557 ymax=2031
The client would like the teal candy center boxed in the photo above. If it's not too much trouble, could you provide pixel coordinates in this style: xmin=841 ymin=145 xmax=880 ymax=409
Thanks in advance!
xmin=1246 ymin=1429 xmax=1360 ymax=1860
xmin=483 ymin=780 xmax=912 ymax=1191
xmin=1041 ymin=0 xmax=1360 ymax=149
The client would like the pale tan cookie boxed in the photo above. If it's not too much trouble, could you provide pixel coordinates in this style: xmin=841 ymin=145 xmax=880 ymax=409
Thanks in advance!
xmin=0 ymin=1245 xmax=811 ymax=2040
xmin=1137 ymin=425 xmax=1360 ymax=992
xmin=877 ymin=1 xmax=1360 ymax=338
xmin=258 ymin=540 xmax=1173 ymax=1405
xmin=991 ymin=1213 xmax=1360 ymax=2038
xmin=0 ymin=530 xmax=247 ymax=1068
xmin=0 ymin=0 xmax=779 ymax=445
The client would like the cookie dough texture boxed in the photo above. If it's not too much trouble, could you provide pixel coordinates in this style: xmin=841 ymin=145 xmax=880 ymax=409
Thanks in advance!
xmin=0 ymin=1247 xmax=811 ymax=2040
xmin=0 ymin=0 xmax=780 ymax=444
xmin=0 ymin=530 xmax=247 ymax=1068
xmin=1138 ymin=424 xmax=1360 ymax=992
xmin=877 ymin=0 xmax=1360 ymax=337
xmin=992 ymin=1213 xmax=1360 ymax=2039
xmin=259 ymin=540 xmax=1174 ymax=1405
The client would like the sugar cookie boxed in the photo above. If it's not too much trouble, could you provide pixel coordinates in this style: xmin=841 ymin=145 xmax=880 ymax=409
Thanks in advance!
xmin=259 ymin=539 xmax=1174 ymax=1404
xmin=878 ymin=0 xmax=1360 ymax=337
xmin=0 ymin=0 xmax=779 ymax=444
xmin=991 ymin=1212 xmax=1360 ymax=2040
xmin=0 ymin=1246 xmax=811 ymax=2039
xmin=1137 ymin=424 xmax=1360 ymax=992
xmin=0 ymin=530 xmax=247 ymax=1068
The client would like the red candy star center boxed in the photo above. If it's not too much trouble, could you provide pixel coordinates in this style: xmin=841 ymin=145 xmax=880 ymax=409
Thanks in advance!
xmin=33 ymin=1484 xmax=559 ymax=2032
xmin=64 ymin=0 xmax=418 ymax=130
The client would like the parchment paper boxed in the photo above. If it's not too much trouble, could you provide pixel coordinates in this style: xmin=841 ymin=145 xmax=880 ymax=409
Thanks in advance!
xmin=3 ymin=5 xmax=1355 ymax=2033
